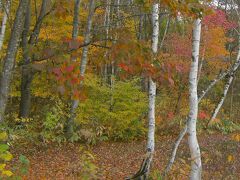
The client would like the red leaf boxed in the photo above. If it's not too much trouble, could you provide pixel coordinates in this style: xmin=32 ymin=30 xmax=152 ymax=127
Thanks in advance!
xmin=118 ymin=63 xmax=129 ymax=72
xmin=198 ymin=111 xmax=209 ymax=120
xmin=65 ymin=65 xmax=74 ymax=73
xmin=52 ymin=68 xmax=61 ymax=76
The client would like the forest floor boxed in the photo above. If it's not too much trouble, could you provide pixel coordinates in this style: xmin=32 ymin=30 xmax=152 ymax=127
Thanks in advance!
xmin=11 ymin=133 xmax=240 ymax=180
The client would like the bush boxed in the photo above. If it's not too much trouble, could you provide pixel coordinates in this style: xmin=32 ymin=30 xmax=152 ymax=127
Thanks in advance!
xmin=0 ymin=131 xmax=13 ymax=178
xmin=5 ymin=75 xmax=148 ymax=145
xmin=0 ymin=131 xmax=30 ymax=178
xmin=40 ymin=98 xmax=69 ymax=143
xmin=75 ymin=75 xmax=148 ymax=142
xmin=208 ymin=119 xmax=240 ymax=134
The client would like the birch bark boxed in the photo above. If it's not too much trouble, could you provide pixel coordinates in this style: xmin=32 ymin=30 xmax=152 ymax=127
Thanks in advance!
xmin=187 ymin=18 xmax=202 ymax=179
xmin=147 ymin=2 xmax=159 ymax=154
xmin=66 ymin=0 xmax=81 ymax=135
xmin=72 ymin=0 xmax=81 ymax=40
xmin=164 ymin=35 xmax=240 ymax=175
xmin=127 ymin=3 xmax=159 ymax=180
xmin=0 ymin=0 xmax=10 ymax=51
xmin=208 ymin=35 xmax=240 ymax=125
xmin=69 ymin=0 xmax=95 ymax=127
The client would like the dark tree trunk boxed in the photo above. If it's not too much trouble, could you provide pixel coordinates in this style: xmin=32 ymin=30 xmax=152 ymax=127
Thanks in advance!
xmin=0 ymin=0 xmax=30 ymax=122
xmin=19 ymin=0 xmax=48 ymax=118
xmin=19 ymin=70 xmax=34 ymax=118
xmin=19 ymin=1 xmax=32 ymax=118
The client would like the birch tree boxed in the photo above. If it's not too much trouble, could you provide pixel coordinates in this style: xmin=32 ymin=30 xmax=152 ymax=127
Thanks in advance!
xmin=0 ymin=0 xmax=10 ymax=51
xmin=208 ymin=35 xmax=240 ymax=126
xmin=207 ymin=0 xmax=240 ymax=125
xmin=0 ymin=0 xmax=29 ymax=122
xmin=72 ymin=0 xmax=81 ymax=41
xmin=68 ymin=0 xmax=95 ymax=134
xmin=147 ymin=1 xmax=159 ymax=158
xmin=128 ymin=2 xmax=159 ymax=179
xmin=66 ymin=0 xmax=81 ymax=135
xmin=163 ymin=45 xmax=240 ymax=175
xmin=187 ymin=18 xmax=202 ymax=179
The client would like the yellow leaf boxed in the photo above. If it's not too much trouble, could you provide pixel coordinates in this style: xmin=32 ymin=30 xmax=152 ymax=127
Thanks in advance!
xmin=2 ymin=170 xmax=13 ymax=177
xmin=0 ymin=132 xmax=8 ymax=141
xmin=233 ymin=134 xmax=240 ymax=142
xmin=0 ymin=164 xmax=6 ymax=171
xmin=0 ymin=152 xmax=13 ymax=161
xmin=204 ymin=158 xmax=210 ymax=163
xmin=227 ymin=155 xmax=234 ymax=163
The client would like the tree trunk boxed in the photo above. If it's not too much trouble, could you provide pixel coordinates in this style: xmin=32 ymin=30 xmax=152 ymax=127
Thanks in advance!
xmin=187 ymin=18 xmax=202 ymax=179
xmin=163 ymin=41 xmax=240 ymax=175
xmin=147 ymin=1 xmax=159 ymax=154
xmin=163 ymin=124 xmax=187 ymax=177
xmin=0 ymin=0 xmax=10 ymax=51
xmin=79 ymin=0 xmax=95 ymax=78
xmin=19 ymin=1 xmax=32 ymax=118
xmin=28 ymin=0 xmax=48 ymax=45
xmin=147 ymin=77 xmax=156 ymax=153
xmin=68 ymin=0 xmax=95 ymax=135
xmin=159 ymin=16 xmax=170 ymax=51
xmin=72 ymin=0 xmax=81 ymax=40
xmin=19 ymin=0 xmax=48 ymax=118
xmin=0 ymin=0 xmax=29 ymax=122
xmin=66 ymin=0 xmax=81 ymax=135
xmin=128 ymin=3 xmax=159 ymax=179
xmin=208 ymin=35 xmax=240 ymax=126
xmin=103 ymin=0 xmax=110 ymax=83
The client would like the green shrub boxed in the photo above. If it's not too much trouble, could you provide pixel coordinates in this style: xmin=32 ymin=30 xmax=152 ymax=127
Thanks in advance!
xmin=0 ymin=131 xmax=29 ymax=179
xmin=77 ymin=147 xmax=100 ymax=179
xmin=75 ymin=75 xmax=148 ymax=142
xmin=208 ymin=119 xmax=240 ymax=134
xmin=40 ymin=98 xmax=68 ymax=143
xmin=0 ymin=131 xmax=13 ymax=178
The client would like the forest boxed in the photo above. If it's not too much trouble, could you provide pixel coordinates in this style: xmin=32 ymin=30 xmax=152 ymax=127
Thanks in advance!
xmin=0 ymin=0 xmax=239 ymax=179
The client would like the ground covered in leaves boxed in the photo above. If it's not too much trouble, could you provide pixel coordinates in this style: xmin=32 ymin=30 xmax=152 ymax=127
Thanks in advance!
xmin=12 ymin=133 xmax=240 ymax=179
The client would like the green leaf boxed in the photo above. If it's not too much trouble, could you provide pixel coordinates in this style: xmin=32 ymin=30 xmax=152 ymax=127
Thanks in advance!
xmin=20 ymin=167 xmax=28 ymax=175
xmin=19 ymin=155 xmax=29 ymax=165
xmin=0 ymin=144 xmax=9 ymax=153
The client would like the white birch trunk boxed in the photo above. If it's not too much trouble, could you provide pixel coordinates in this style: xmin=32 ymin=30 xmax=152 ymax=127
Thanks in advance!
xmin=208 ymin=76 xmax=233 ymax=124
xmin=187 ymin=18 xmax=202 ymax=179
xmin=103 ymin=0 xmax=110 ymax=82
xmin=147 ymin=78 xmax=156 ymax=152
xmin=0 ymin=0 xmax=10 ymax=51
xmin=72 ymin=0 xmax=81 ymax=40
xmin=159 ymin=16 xmax=170 ymax=51
xmin=127 ymin=3 xmax=159 ymax=179
xmin=79 ymin=0 xmax=95 ymax=78
xmin=147 ymin=2 xmax=159 ymax=154
xmin=71 ymin=0 xmax=95 ymax=110
xmin=208 ymin=35 xmax=240 ymax=125
xmin=151 ymin=3 xmax=159 ymax=56
xmin=66 ymin=0 xmax=81 ymax=135
xmin=164 ymin=36 xmax=240 ymax=174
